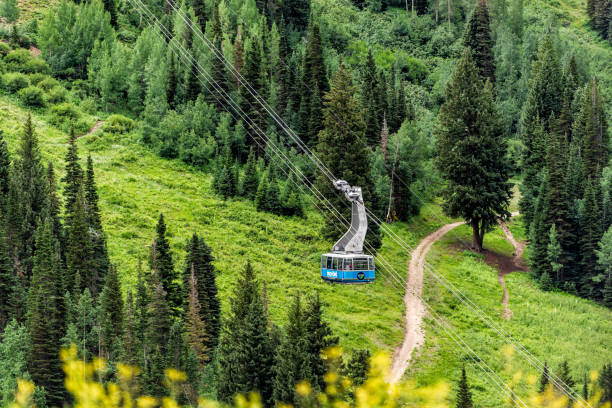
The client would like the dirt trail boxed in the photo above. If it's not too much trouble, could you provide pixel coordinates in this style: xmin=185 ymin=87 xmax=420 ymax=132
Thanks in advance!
xmin=388 ymin=221 xmax=464 ymax=383
xmin=81 ymin=121 xmax=104 ymax=138
xmin=496 ymin=215 xmax=524 ymax=320
xmin=388 ymin=212 xmax=521 ymax=383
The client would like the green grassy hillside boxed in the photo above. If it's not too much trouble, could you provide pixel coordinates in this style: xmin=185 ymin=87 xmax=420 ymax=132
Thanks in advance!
xmin=0 ymin=93 xmax=418 ymax=353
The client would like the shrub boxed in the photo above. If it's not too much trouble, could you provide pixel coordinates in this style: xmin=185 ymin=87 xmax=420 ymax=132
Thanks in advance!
xmin=103 ymin=114 xmax=136 ymax=134
xmin=3 ymin=72 xmax=29 ymax=92
xmin=22 ymin=58 xmax=49 ymax=74
xmin=3 ymin=48 xmax=48 ymax=73
xmin=37 ymin=76 xmax=59 ymax=91
xmin=28 ymin=73 xmax=48 ymax=86
xmin=18 ymin=86 xmax=45 ymax=107
xmin=49 ymin=102 xmax=89 ymax=134
xmin=0 ymin=42 xmax=10 ymax=56
xmin=46 ymin=85 xmax=68 ymax=104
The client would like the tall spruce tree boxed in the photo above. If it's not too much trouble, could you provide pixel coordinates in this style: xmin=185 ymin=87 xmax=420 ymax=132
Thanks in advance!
xmin=150 ymin=214 xmax=181 ymax=315
xmin=26 ymin=219 xmax=64 ymax=407
xmin=65 ymin=188 xmax=94 ymax=295
xmin=185 ymin=266 xmax=209 ymax=368
xmin=464 ymin=0 xmax=496 ymax=84
xmin=456 ymin=366 xmax=473 ymax=408
xmin=11 ymin=114 xmax=48 ymax=283
xmin=282 ymin=0 xmax=310 ymax=32
xmin=298 ymin=20 xmax=328 ymax=148
xmin=530 ymin=174 xmax=552 ymax=279
xmin=99 ymin=264 xmax=123 ymax=361
xmin=539 ymin=362 xmax=550 ymax=392
xmin=435 ymin=50 xmax=512 ymax=250
xmin=241 ymin=36 xmax=267 ymax=154
xmin=122 ymin=291 xmax=139 ymax=366
xmin=576 ymin=78 xmax=609 ymax=181
xmin=0 ymin=219 xmax=14 ymax=332
xmin=63 ymin=129 xmax=83 ymax=227
xmin=581 ymin=177 xmax=604 ymax=298
xmin=315 ymin=64 xmax=382 ymax=250
xmin=241 ymin=148 xmax=259 ymax=200
xmin=556 ymin=361 xmax=576 ymax=392
xmin=520 ymin=35 xmax=564 ymax=230
xmin=217 ymin=262 xmax=275 ymax=406
xmin=273 ymin=293 xmax=308 ymax=405
xmin=85 ymin=155 xmax=109 ymax=297
xmin=0 ymin=130 xmax=11 ymax=210
xmin=302 ymin=292 xmax=338 ymax=391
xmin=344 ymin=349 xmax=370 ymax=386
xmin=182 ymin=234 xmax=220 ymax=351
xmin=46 ymin=162 xmax=63 ymax=250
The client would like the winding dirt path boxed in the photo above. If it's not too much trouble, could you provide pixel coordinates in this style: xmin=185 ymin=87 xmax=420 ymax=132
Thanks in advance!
xmin=388 ymin=212 xmax=521 ymax=383
xmin=80 ymin=120 xmax=104 ymax=138
xmin=388 ymin=221 xmax=464 ymax=383
xmin=496 ymin=217 xmax=525 ymax=320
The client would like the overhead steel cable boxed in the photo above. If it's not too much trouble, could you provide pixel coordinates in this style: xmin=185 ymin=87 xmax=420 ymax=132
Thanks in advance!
xmin=126 ymin=1 xmax=586 ymax=405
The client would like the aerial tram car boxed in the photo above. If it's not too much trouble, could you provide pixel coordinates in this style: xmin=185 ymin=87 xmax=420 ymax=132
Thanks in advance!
xmin=321 ymin=180 xmax=375 ymax=283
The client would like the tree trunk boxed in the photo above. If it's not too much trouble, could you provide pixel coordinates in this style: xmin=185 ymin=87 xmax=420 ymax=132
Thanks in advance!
xmin=472 ymin=221 xmax=484 ymax=251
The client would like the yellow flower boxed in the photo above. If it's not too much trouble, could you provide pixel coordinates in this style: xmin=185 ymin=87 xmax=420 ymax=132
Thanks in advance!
xmin=165 ymin=368 xmax=187 ymax=383
xmin=295 ymin=381 xmax=312 ymax=397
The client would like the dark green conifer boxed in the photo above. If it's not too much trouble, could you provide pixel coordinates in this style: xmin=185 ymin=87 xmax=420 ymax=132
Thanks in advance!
xmin=464 ymin=0 xmax=496 ymax=84
xmin=303 ymin=292 xmax=338 ymax=391
xmin=183 ymin=234 xmax=220 ymax=351
xmin=122 ymin=291 xmax=139 ymax=366
xmin=298 ymin=20 xmax=327 ymax=147
xmin=0 ymin=130 xmax=10 ymax=209
xmin=12 ymin=114 xmax=48 ymax=283
xmin=520 ymin=35 xmax=564 ymax=230
xmin=539 ymin=362 xmax=550 ymax=392
xmin=344 ymin=349 xmax=370 ymax=386
xmin=435 ymin=50 xmax=512 ymax=251
xmin=556 ymin=361 xmax=576 ymax=392
xmin=0 ymin=219 xmax=15 ymax=332
xmin=217 ymin=261 xmax=275 ymax=406
xmin=99 ymin=264 xmax=123 ymax=361
xmin=581 ymin=177 xmax=603 ymax=297
xmin=26 ymin=220 xmax=64 ymax=407
xmin=185 ymin=266 xmax=210 ymax=367
xmin=102 ymin=0 xmax=117 ymax=28
xmin=134 ymin=261 xmax=149 ymax=370
xmin=604 ymin=273 xmax=612 ymax=308
xmin=241 ymin=148 xmax=259 ymax=200
xmin=530 ymin=174 xmax=552 ymax=278
xmin=315 ymin=64 xmax=381 ymax=249
xmin=241 ymin=37 xmax=267 ymax=152
xmin=576 ymin=78 xmax=609 ymax=181
xmin=66 ymin=188 xmax=94 ymax=294
xmin=167 ymin=52 xmax=177 ymax=110
xmin=282 ymin=0 xmax=310 ymax=31
xmin=46 ymin=162 xmax=63 ymax=248
xmin=85 ymin=155 xmax=109 ymax=297
xmin=150 ymin=214 xmax=181 ymax=315
xmin=63 ymin=129 xmax=83 ymax=227
xmin=255 ymin=169 xmax=270 ymax=212
xmin=273 ymin=293 xmax=307 ymax=405
xmin=456 ymin=366 xmax=473 ymax=408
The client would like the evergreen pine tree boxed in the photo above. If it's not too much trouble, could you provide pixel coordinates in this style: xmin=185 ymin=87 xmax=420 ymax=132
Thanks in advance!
xmin=63 ymin=129 xmax=83 ymax=227
xmin=183 ymin=234 xmax=220 ymax=351
xmin=601 ymin=363 xmax=612 ymax=403
xmin=315 ymin=64 xmax=382 ymax=250
xmin=85 ymin=155 xmax=109 ymax=297
xmin=456 ymin=366 xmax=473 ymax=408
xmin=604 ymin=273 xmax=612 ymax=308
xmin=581 ymin=177 xmax=603 ymax=297
xmin=266 ymin=169 xmax=282 ymax=215
xmin=556 ymin=361 xmax=576 ymax=392
xmin=273 ymin=293 xmax=307 ymax=405
xmin=520 ymin=35 xmax=564 ymax=230
xmin=302 ymin=292 xmax=338 ymax=391
xmin=0 ymin=219 xmax=15 ymax=332
xmin=539 ymin=362 xmax=550 ymax=392
xmin=241 ymin=148 xmax=259 ymax=200
xmin=26 ymin=219 xmax=65 ymax=407
xmin=122 ymin=291 xmax=139 ymax=366
xmin=583 ymin=373 xmax=589 ymax=399
xmin=46 ymin=162 xmax=64 ymax=249
xmin=298 ymin=20 xmax=327 ymax=148
xmin=464 ymin=0 xmax=496 ymax=84
xmin=99 ymin=264 xmax=123 ymax=361
xmin=12 ymin=114 xmax=48 ymax=283
xmin=530 ymin=174 xmax=552 ymax=278
xmin=134 ymin=261 xmax=149 ymax=371
xmin=547 ymin=224 xmax=562 ymax=285
xmin=66 ymin=188 xmax=95 ymax=295
xmin=185 ymin=266 xmax=209 ymax=368
xmin=150 ymin=214 xmax=181 ymax=315
xmin=576 ymin=78 xmax=609 ymax=181
xmin=241 ymin=37 xmax=267 ymax=153
xmin=255 ymin=169 xmax=270 ymax=212
xmin=217 ymin=262 xmax=275 ymax=406
xmin=435 ymin=50 xmax=512 ymax=250
xmin=344 ymin=349 xmax=370 ymax=386
xmin=167 ymin=51 xmax=177 ymax=110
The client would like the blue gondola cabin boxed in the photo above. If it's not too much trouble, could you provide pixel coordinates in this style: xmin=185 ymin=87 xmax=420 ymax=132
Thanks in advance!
xmin=321 ymin=253 xmax=375 ymax=283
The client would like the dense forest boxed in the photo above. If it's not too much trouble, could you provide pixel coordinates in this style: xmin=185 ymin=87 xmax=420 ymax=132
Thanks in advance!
xmin=0 ymin=0 xmax=610 ymax=406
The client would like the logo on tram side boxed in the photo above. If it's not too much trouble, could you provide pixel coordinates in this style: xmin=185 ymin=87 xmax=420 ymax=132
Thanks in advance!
xmin=327 ymin=271 xmax=338 ymax=278
xmin=357 ymin=272 xmax=365 ymax=280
